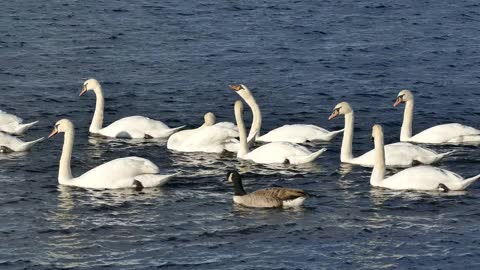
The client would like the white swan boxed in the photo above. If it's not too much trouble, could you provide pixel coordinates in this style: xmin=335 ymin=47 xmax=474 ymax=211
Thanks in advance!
xmin=394 ymin=89 xmax=480 ymax=144
xmin=80 ymin=79 xmax=184 ymax=139
xmin=257 ymin=101 xmax=342 ymax=143
xmin=167 ymin=112 xmax=239 ymax=153
xmin=0 ymin=110 xmax=38 ymax=135
xmin=235 ymin=100 xmax=326 ymax=164
xmin=49 ymin=119 xmax=177 ymax=189
xmin=329 ymin=102 xmax=453 ymax=167
xmin=370 ymin=124 xmax=480 ymax=191
xmin=167 ymin=84 xmax=261 ymax=153
xmin=0 ymin=132 xmax=43 ymax=153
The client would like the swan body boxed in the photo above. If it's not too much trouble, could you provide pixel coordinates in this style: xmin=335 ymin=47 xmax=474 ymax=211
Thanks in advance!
xmin=80 ymin=79 xmax=184 ymax=139
xmin=91 ymin=115 xmax=183 ymax=139
xmin=258 ymin=124 xmax=343 ymax=143
xmin=370 ymin=124 xmax=480 ymax=191
xmin=234 ymin=100 xmax=326 ymax=164
xmin=167 ymin=84 xmax=261 ymax=153
xmin=227 ymin=171 xmax=308 ymax=208
xmin=395 ymin=89 xmax=480 ymax=144
xmin=0 ymin=110 xmax=38 ymax=135
xmin=49 ymin=119 xmax=176 ymax=189
xmin=329 ymin=102 xmax=453 ymax=167
xmin=167 ymin=124 xmax=238 ymax=153
xmin=0 ymin=132 xmax=44 ymax=152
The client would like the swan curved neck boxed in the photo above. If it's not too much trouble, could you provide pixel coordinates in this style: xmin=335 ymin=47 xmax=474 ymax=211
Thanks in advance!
xmin=371 ymin=133 xmax=386 ymax=186
xmin=90 ymin=86 xmax=104 ymax=133
xmin=341 ymin=112 xmax=354 ymax=162
xmin=245 ymin=95 xmax=262 ymax=141
xmin=59 ymin=128 xmax=74 ymax=184
xmin=400 ymin=100 xmax=414 ymax=141
xmin=235 ymin=105 xmax=249 ymax=158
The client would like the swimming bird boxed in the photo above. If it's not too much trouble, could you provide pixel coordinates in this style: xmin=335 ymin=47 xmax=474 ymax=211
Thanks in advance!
xmin=370 ymin=124 xmax=480 ymax=191
xmin=226 ymin=170 xmax=308 ymax=208
xmin=0 ymin=132 xmax=43 ymax=152
xmin=0 ymin=110 xmax=38 ymax=135
xmin=234 ymin=100 xmax=326 ymax=164
xmin=79 ymin=78 xmax=184 ymax=139
xmin=329 ymin=101 xmax=453 ymax=167
xmin=49 ymin=119 xmax=177 ymax=190
xmin=394 ymin=89 xmax=480 ymax=144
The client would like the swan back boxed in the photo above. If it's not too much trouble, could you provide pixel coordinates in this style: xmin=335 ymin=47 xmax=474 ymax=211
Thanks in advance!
xmin=73 ymin=157 xmax=160 ymax=188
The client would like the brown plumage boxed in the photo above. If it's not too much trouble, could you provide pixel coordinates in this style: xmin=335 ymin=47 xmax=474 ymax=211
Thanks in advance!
xmin=226 ymin=171 xmax=308 ymax=208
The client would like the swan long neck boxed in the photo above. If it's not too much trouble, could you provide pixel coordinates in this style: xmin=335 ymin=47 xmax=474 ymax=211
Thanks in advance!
xmin=400 ymin=99 xmax=414 ymax=141
xmin=371 ymin=131 xmax=386 ymax=186
xmin=341 ymin=112 xmax=354 ymax=162
xmin=245 ymin=95 xmax=262 ymax=140
xmin=59 ymin=128 xmax=74 ymax=184
xmin=235 ymin=103 xmax=249 ymax=157
xmin=90 ymin=86 xmax=104 ymax=133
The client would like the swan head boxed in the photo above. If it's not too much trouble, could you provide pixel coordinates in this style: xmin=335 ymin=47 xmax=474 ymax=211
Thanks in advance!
xmin=48 ymin=119 xmax=74 ymax=138
xmin=229 ymin=84 xmax=252 ymax=99
xmin=371 ymin=124 xmax=384 ymax=142
xmin=394 ymin=89 xmax=413 ymax=107
xmin=328 ymin=102 xmax=352 ymax=120
xmin=79 ymin=78 xmax=101 ymax=96
xmin=204 ymin=112 xmax=216 ymax=126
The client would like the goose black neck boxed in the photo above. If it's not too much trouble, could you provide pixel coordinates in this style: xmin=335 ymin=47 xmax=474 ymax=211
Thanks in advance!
xmin=232 ymin=176 xmax=247 ymax=196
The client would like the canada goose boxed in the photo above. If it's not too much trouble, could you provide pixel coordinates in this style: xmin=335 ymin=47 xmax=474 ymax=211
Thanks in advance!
xmin=226 ymin=170 xmax=308 ymax=208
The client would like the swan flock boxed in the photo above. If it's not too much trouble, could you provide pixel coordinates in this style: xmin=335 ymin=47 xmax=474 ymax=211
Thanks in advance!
xmin=1 ymin=79 xmax=479 ymax=202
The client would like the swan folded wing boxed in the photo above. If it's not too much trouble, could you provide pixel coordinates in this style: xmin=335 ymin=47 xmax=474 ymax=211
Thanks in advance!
xmin=134 ymin=173 xmax=177 ymax=188
xmin=215 ymin=122 xmax=238 ymax=132
xmin=382 ymin=166 xmax=464 ymax=190
xmin=75 ymin=157 xmax=160 ymax=188
xmin=0 ymin=133 xmax=25 ymax=151
xmin=245 ymin=142 xmax=313 ymax=163
xmin=411 ymin=123 xmax=480 ymax=143
xmin=259 ymin=124 xmax=335 ymax=143
xmin=100 ymin=116 xmax=171 ymax=138
xmin=0 ymin=111 xmax=22 ymax=126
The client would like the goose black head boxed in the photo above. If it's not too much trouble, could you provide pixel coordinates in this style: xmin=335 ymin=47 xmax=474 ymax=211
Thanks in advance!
xmin=226 ymin=170 xmax=241 ymax=183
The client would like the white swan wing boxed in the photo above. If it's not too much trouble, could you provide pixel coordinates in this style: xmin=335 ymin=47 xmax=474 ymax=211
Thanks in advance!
xmin=258 ymin=124 xmax=333 ymax=143
xmin=0 ymin=111 xmax=24 ymax=133
xmin=244 ymin=142 xmax=312 ymax=163
xmin=73 ymin=157 xmax=159 ymax=189
xmin=168 ymin=125 xmax=237 ymax=153
xmin=215 ymin=122 xmax=238 ymax=131
xmin=0 ymin=111 xmax=22 ymax=126
xmin=381 ymin=166 xmax=465 ymax=190
xmin=410 ymin=123 xmax=480 ymax=143
xmin=353 ymin=143 xmax=441 ymax=167
xmin=98 ymin=116 xmax=175 ymax=138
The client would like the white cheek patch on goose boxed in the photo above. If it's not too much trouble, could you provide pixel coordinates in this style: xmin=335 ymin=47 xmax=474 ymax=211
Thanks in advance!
xmin=228 ymin=173 xmax=233 ymax=182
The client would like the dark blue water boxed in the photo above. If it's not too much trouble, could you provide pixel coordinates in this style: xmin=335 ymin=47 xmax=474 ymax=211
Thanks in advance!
xmin=1 ymin=0 xmax=480 ymax=269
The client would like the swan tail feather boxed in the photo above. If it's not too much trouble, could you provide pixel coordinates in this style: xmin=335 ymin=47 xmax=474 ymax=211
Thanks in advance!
xmin=326 ymin=129 xmax=344 ymax=140
xmin=135 ymin=172 xmax=179 ymax=188
xmin=15 ymin=121 xmax=39 ymax=134
xmin=288 ymin=148 xmax=327 ymax=164
xmin=433 ymin=150 xmax=456 ymax=162
xmin=20 ymin=137 xmax=44 ymax=151
xmin=460 ymin=174 xmax=480 ymax=190
xmin=163 ymin=125 xmax=186 ymax=137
